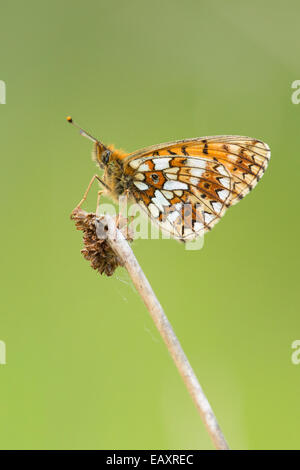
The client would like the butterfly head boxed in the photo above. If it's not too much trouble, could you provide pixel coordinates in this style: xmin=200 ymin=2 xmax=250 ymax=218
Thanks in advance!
xmin=92 ymin=142 xmax=112 ymax=169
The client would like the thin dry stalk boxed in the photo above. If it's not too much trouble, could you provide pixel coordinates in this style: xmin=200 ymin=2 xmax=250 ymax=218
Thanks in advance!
xmin=89 ymin=213 xmax=230 ymax=450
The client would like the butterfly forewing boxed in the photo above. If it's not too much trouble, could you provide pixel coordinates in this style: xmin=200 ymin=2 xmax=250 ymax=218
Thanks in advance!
xmin=124 ymin=136 xmax=270 ymax=241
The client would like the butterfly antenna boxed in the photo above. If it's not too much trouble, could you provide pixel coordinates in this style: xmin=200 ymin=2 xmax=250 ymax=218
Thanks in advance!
xmin=66 ymin=116 xmax=99 ymax=144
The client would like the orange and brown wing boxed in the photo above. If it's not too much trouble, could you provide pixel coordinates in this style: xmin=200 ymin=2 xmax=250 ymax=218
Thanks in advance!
xmin=124 ymin=136 xmax=270 ymax=240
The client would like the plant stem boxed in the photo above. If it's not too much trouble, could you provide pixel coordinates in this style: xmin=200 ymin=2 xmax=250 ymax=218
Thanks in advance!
xmin=95 ymin=214 xmax=229 ymax=450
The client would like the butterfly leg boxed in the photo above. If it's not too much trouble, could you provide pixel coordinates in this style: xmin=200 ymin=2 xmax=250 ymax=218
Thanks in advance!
xmin=115 ymin=189 xmax=130 ymax=226
xmin=75 ymin=174 xmax=105 ymax=209
xmin=96 ymin=190 xmax=104 ymax=216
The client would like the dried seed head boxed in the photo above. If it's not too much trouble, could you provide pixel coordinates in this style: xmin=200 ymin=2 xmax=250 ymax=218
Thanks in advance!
xmin=71 ymin=208 xmax=133 ymax=277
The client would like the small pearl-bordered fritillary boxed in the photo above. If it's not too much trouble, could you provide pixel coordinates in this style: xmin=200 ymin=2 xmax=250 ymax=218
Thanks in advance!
xmin=67 ymin=117 xmax=270 ymax=242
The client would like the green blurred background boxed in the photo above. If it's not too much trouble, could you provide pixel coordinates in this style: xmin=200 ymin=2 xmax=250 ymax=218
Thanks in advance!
xmin=1 ymin=0 xmax=299 ymax=450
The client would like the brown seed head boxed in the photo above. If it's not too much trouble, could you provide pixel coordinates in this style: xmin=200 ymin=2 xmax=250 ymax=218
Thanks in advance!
xmin=71 ymin=207 xmax=133 ymax=277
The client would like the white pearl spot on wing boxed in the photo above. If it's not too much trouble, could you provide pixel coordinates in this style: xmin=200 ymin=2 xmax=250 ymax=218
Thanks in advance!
xmin=186 ymin=158 xmax=206 ymax=169
xmin=134 ymin=181 xmax=149 ymax=190
xmin=162 ymin=190 xmax=173 ymax=199
xmin=138 ymin=162 xmax=151 ymax=172
xmin=204 ymin=212 xmax=215 ymax=224
xmin=165 ymin=167 xmax=179 ymax=174
xmin=217 ymin=189 xmax=229 ymax=201
xmin=152 ymin=189 xmax=170 ymax=212
xmin=166 ymin=173 xmax=177 ymax=180
xmin=134 ymin=172 xmax=145 ymax=181
xmin=164 ymin=181 xmax=188 ymax=190
xmin=190 ymin=177 xmax=199 ymax=187
xmin=168 ymin=210 xmax=180 ymax=223
xmin=129 ymin=158 xmax=144 ymax=169
xmin=211 ymin=201 xmax=222 ymax=213
xmin=153 ymin=158 xmax=171 ymax=170
xmin=219 ymin=177 xmax=231 ymax=189
xmin=190 ymin=168 xmax=205 ymax=178
xmin=148 ymin=203 xmax=160 ymax=218
xmin=216 ymin=165 xmax=228 ymax=176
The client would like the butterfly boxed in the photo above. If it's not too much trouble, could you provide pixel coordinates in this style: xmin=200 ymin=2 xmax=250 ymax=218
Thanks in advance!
xmin=67 ymin=117 xmax=270 ymax=241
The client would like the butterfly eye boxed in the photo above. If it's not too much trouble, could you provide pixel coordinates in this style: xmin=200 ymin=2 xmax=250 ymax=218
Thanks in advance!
xmin=102 ymin=150 xmax=111 ymax=165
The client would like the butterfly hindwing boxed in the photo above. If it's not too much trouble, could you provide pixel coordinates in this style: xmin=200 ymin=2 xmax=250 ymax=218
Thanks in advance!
xmin=124 ymin=136 xmax=270 ymax=240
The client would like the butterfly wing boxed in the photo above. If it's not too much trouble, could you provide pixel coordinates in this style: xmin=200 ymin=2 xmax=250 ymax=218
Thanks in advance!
xmin=124 ymin=136 xmax=270 ymax=241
